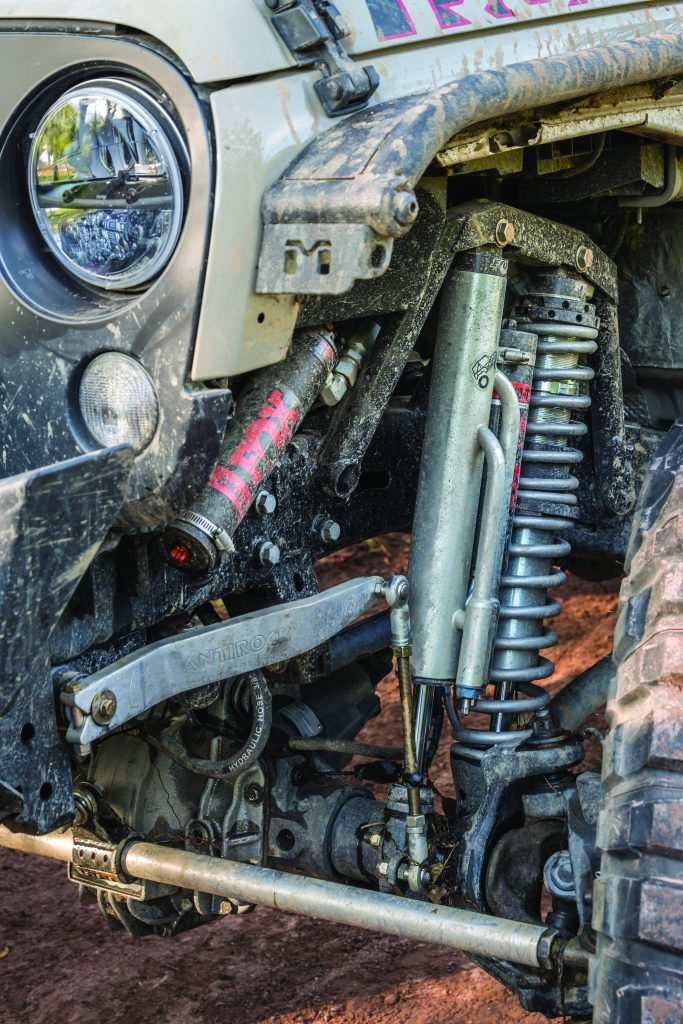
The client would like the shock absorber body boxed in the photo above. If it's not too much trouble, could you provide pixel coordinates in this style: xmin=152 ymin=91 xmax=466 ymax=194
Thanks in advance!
xmin=166 ymin=329 xmax=337 ymax=574
xmin=409 ymin=250 xmax=509 ymax=770
xmin=453 ymin=270 xmax=599 ymax=752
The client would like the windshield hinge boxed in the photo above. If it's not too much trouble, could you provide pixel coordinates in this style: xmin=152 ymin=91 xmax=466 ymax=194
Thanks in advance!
xmin=268 ymin=0 xmax=379 ymax=116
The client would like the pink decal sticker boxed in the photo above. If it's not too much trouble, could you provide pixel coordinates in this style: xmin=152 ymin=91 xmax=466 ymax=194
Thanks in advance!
xmin=387 ymin=0 xmax=418 ymax=37
xmin=484 ymin=0 xmax=515 ymax=18
xmin=366 ymin=0 xmax=418 ymax=39
xmin=427 ymin=0 xmax=471 ymax=30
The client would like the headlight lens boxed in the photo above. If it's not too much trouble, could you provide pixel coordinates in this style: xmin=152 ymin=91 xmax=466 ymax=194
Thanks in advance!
xmin=79 ymin=352 xmax=159 ymax=453
xmin=29 ymin=82 xmax=184 ymax=289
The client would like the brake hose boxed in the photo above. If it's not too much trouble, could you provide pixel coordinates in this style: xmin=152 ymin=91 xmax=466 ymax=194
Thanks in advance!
xmin=145 ymin=670 xmax=272 ymax=780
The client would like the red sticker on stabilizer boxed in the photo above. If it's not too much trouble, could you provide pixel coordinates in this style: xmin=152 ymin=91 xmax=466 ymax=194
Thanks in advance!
xmin=209 ymin=465 xmax=258 ymax=517
xmin=209 ymin=389 xmax=301 ymax=516
xmin=512 ymin=381 xmax=531 ymax=404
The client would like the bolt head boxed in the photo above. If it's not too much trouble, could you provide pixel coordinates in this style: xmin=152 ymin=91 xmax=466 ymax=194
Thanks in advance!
xmin=393 ymin=192 xmax=419 ymax=227
xmin=378 ymin=861 xmax=390 ymax=877
xmin=255 ymin=490 xmax=276 ymax=515
xmin=576 ymin=245 xmax=594 ymax=272
xmin=257 ymin=541 xmax=281 ymax=567
xmin=91 ymin=689 xmax=117 ymax=725
xmin=495 ymin=220 xmax=516 ymax=246
xmin=320 ymin=519 xmax=341 ymax=544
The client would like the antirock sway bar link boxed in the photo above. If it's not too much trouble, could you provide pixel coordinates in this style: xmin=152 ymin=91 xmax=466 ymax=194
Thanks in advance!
xmin=0 ymin=825 xmax=591 ymax=973
xmin=61 ymin=575 xmax=394 ymax=748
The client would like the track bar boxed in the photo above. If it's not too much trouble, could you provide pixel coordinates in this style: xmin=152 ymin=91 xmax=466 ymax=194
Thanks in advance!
xmin=1 ymin=826 xmax=558 ymax=969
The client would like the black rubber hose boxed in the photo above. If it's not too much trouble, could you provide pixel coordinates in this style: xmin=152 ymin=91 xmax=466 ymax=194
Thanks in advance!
xmin=425 ymin=691 xmax=445 ymax=768
xmin=146 ymin=671 xmax=272 ymax=780
xmin=549 ymin=656 xmax=615 ymax=734
xmin=289 ymin=737 xmax=403 ymax=760
xmin=328 ymin=611 xmax=392 ymax=674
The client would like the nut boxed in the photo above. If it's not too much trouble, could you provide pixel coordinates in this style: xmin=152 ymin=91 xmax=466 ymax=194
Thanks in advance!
xmin=255 ymin=490 xmax=276 ymax=516
xmin=244 ymin=783 xmax=264 ymax=806
xmin=575 ymin=245 xmax=594 ymax=273
xmin=495 ymin=220 xmax=516 ymax=247
xmin=319 ymin=519 xmax=341 ymax=544
xmin=91 ymin=689 xmax=117 ymax=726
xmin=256 ymin=541 xmax=281 ymax=567
xmin=544 ymin=850 xmax=576 ymax=899
xmin=320 ymin=374 xmax=348 ymax=406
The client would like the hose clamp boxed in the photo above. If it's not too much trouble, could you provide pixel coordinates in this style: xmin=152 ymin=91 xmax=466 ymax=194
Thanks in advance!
xmin=175 ymin=511 xmax=235 ymax=553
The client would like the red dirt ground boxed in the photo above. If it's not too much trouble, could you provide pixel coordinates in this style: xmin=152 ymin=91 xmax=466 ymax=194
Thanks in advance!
xmin=0 ymin=534 xmax=620 ymax=1024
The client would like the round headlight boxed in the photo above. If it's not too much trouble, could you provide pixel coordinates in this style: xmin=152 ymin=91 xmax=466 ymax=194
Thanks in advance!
xmin=29 ymin=81 xmax=184 ymax=289
xmin=79 ymin=352 xmax=159 ymax=453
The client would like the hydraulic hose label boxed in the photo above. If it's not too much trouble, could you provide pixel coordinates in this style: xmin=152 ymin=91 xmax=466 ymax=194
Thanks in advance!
xmin=209 ymin=389 xmax=301 ymax=515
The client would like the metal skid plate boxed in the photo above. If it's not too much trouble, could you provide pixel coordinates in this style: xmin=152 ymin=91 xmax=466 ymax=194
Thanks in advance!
xmin=64 ymin=575 xmax=385 ymax=746
xmin=0 ymin=448 xmax=132 ymax=832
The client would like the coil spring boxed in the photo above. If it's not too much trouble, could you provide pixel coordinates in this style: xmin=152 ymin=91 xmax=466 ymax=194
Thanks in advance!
xmin=453 ymin=270 xmax=599 ymax=753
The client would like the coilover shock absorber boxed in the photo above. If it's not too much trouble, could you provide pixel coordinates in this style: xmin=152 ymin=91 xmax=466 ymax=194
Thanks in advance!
xmin=452 ymin=269 xmax=599 ymax=753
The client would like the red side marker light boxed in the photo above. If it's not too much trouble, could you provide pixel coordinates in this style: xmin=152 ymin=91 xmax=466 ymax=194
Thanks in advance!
xmin=169 ymin=544 xmax=190 ymax=569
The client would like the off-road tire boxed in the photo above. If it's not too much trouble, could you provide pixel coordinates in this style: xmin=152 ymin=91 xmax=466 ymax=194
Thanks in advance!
xmin=591 ymin=419 xmax=683 ymax=1023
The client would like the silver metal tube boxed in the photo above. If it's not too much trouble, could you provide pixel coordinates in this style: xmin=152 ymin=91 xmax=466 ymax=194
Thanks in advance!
xmin=409 ymin=251 xmax=508 ymax=689
xmin=494 ymin=370 xmax=523 ymax=498
xmin=454 ymin=375 xmax=520 ymax=696
xmin=0 ymin=825 xmax=555 ymax=967
xmin=413 ymin=684 xmax=435 ymax=771
xmin=123 ymin=844 xmax=550 ymax=968
xmin=454 ymin=425 xmax=506 ymax=695
xmin=0 ymin=825 xmax=73 ymax=862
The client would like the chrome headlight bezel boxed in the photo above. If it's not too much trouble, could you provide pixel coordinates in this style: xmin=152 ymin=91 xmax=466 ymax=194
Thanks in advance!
xmin=27 ymin=78 xmax=186 ymax=291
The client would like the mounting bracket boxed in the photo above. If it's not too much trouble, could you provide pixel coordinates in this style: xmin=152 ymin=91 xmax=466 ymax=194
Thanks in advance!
xmin=269 ymin=0 xmax=379 ymax=116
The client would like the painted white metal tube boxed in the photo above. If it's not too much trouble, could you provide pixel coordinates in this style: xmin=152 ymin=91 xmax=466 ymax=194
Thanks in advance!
xmin=122 ymin=842 xmax=552 ymax=968
xmin=0 ymin=825 xmax=554 ymax=968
